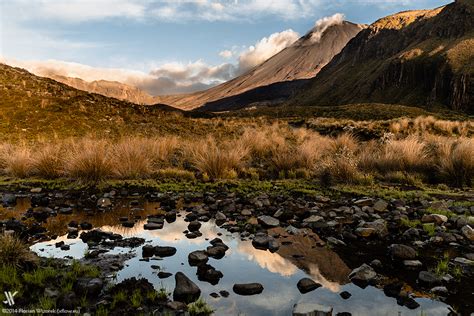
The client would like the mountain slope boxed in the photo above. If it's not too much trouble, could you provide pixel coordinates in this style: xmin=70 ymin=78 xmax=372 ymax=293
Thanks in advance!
xmin=291 ymin=0 xmax=474 ymax=113
xmin=0 ymin=63 xmax=181 ymax=138
xmin=162 ymin=21 xmax=365 ymax=111
xmin=46 ymin=74 xmax=155 ymax=105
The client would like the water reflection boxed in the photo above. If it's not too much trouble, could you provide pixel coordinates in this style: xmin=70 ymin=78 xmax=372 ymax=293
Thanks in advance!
xmin=30 ymin=212 xmax=451 ymax=316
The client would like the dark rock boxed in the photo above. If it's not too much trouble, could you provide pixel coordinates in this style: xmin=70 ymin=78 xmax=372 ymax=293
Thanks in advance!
xmin=188 ymin=250 xmax=208 ymax=266
xmin=293 ymin=303 xmax=333 ymax=316
xmin=196 ymin=263 xmax=223 ymax=285
xmin=206 ymin=245 xmax=227 ymax=259
xmin=233 ymin=283 xmax=264 ymax=295
xmin=60 ymin=244 xmax=70 ymax=251
xmin=158 ymin=272 xmax=172 ymax=279
xmin=349 ymin=264 xmax=376 ymax=288
xmin=122 ymin=221 xmax=135 ymax=228
xmin=142 ymin=245 xmax=155 ymax=258
xmin=173 ymin=272 xmax=201 ymax=303
xmin=418 ymin=271 xmax=442 ymax=287
xmin=219 ymin=290 xmax=229 ymax=298
xmin=74 ymin=277 xmax=103 ymax=297
xmin=188 ymin=221 xmax=202 ymax=232
xmin=155 ymin=246 xmax=177 ymax=257
xmin=297 ymin=278 xmax=321 ymax=294
xmin=80 ymin=222 xmax=93 ymax=230
xmin=383 ymin=282 xmax=403 ymax=298
xmin=144 ymin=222 xmax=163 ymax=230
xmin=257 ymin=215 xmax=280 ymax=227
xmin=340 ymin=291 xmax=352 ymax=299
xmin=389 ymin=244 xmax=417 ymax=260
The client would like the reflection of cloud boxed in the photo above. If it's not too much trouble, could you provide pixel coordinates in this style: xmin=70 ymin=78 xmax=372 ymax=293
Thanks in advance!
xmin=236 ymin=242 xmax=298 ymax=277
xmin=307 ymin=263 xmax=341 ymax=292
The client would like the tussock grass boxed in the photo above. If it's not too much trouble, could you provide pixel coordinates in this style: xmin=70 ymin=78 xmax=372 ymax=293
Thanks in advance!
xmin=0 ymin=234 xmax=38 ymax=268
xmin=0 ymin=123 xmax=472 ymax=186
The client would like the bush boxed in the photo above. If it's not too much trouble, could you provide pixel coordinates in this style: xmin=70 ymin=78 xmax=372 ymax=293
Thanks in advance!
xmin=0 ymin=234 xmax=38 ymax=269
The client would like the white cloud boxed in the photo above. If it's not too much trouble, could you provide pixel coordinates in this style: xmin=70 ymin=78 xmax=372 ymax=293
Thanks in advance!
xmin=219 ymin=50 xmax=234 ymax=59
xmin=310 ymin=13 xmax=345 ymax=43
xmin=237 ymin=29 xmax=299 ymax=73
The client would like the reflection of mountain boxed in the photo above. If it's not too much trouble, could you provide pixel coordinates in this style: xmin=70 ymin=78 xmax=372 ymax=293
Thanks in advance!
xmin=270 ymin=227 xmax=351 ymax=285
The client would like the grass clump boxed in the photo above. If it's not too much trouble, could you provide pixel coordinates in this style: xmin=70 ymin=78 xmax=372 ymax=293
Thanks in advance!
xmin=188 ymin=298 xmax=214 ymax=316
xmin=0 ymin=234 xmax=38 ymax=268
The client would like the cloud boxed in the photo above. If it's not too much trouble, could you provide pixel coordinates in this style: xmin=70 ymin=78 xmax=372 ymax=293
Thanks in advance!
xmin=219 ymin=50 xmax=234 ymax=59
xmin=310 ymin=13 xmax=345 ymax=43
xmin=237 ymin=29 xmax=299 ymax=73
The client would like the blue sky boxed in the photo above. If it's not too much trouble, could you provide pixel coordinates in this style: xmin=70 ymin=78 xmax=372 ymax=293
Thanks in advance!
xmin=0 ymin=0 xmax=450 ymax=95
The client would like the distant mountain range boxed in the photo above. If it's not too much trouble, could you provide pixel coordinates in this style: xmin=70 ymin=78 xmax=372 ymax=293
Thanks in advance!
xmin=4 ymin=1 xmax=473 ymax=114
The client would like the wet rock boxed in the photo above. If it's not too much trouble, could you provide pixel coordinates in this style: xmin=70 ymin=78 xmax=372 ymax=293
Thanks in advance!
xmin=233 ymin=283 xmax=264 ymax=296
xmin=142 ymin=245 xmax=155 ymax=258
xmin=215 ymin=212 xmax=227 ymax=225
xmin=144 ymin=222 xmax=163 ymax=230
xmin=97 ymin=198 xmax=112 ymax=208
xmin=188 ymin=221 xmax=201 ymax=232
xmin=206 ymin=245 xmax=227 ymax=259
xmin=173 ymin=272 xmax=201 ymax=303
xmin=373 ymin=199 xmax=388 ymax=212
xmin=461 ymin=225 xmax=474 ymax=241
xmin=122 ymin=221 xmax=135 ymax=228
xmin=188 ymin=250 xmax=208 ymax=266
xmin=196 ymin=263 xmax=223 ymax=285
xmin=219 ymin=290 xmax=229 ymax=298
xmin=158 ymin=272 xmax=172 ymax=279
xmin=114 ymin=237 xmax=145 ymax=248
xmin=389 ymin=244 xmax=417 ymax=260
xmin=292 ymin=303 xmax=332 ymax=316
xmin=418 ymin=271 xmax=442 ymax=287
xmin=383 ymin=282 xmax=402 ymax=298
xmin=210 ymin=292 xmax=219 ymax=298
xmin=55 ymin=241 xmax=65 ymax=248
xmin=340 ymin=291 xmax=352 ymax=299
xmin=257 ymin=215 xmax=280 ymax=228
xmin=155 ymin=246 xmax=177 ymax=257
xmin=421 ymin=214 xmax=448 ymax=225
xmin=165 ymin=211 xmax=177 ymax=223
xmin=349 ymin=264 xmax=376 ymax=287
xmin=268 ymin=238 xmax=280 ymax=253
xmin=80 ymin=230 xmax=116 ymax=243
xmin=252 ymin=232 xmax=271 ymax=250
xmin=430 ymin=286 xmax=449 ymax=296
xmin=296 ymin=278 xmax=321 ymax=294
xmin=80 ymin=222 xmax=93 ymax=230
xmin=60 ymin=244 xmax=70 ymax=251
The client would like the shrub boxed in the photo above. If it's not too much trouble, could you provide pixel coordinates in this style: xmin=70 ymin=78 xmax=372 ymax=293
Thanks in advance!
xmin=2 ymin=144 xmax=34 ymax=178
xmin=32 ymin=143 xmax=65 ymax=178
xmin=437 ymin=138 xmax=474 ymax=187
xmin=111 ymin=137 xmax=154 ymax=179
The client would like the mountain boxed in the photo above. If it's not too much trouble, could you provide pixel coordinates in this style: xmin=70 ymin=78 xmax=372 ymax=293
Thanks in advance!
xmin=163 ymin=21 xmax=365 ymax=111
xmin=291 ymin=0 xmax=474 ymax=113
xmin=0 ymin=63 xmax=181 ymax=138
xmin=46 ymin=74 xmax=155 ymax=105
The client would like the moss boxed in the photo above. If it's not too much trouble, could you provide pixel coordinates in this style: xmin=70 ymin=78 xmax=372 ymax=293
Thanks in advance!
xmin=188 ymin=298 xmax=214 ymax=316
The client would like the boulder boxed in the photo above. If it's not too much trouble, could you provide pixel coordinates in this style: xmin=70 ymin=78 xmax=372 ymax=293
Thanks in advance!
xmin=233 ymin=283 xmax=264 ymax=296
xmin=389 ymin=244 xmax=417 ymax=260
xmin=173 ymin=272 xmax=201 ymax=303
xmin=188 ymin=250 xmax=208 ymax=266
xmin=418 ymin=271 xmax=442 ymax=287
xmin=257 ymin=215 xmax=280 ymax=228
xmin=296 ymin=278 xmax=321 ymax=294
xmin=421 ymin=214 xmax=448 ymax=225
xmin=348 ymin=264 xmax=376 ymax=287
xmin=155 ymin=246 xmax=177 ymax=257
xmin=188 ymin=221 xmax=201 ymax=232
xmin=373 ymin=199 xmax=388 ymax=212
xmin=461 ymin=225 xmax=474 ymax=241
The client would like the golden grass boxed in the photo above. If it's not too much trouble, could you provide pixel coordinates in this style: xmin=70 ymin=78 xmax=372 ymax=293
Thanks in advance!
xmin=0 ymin=122 xmax=472 ymax=186
xmin=0 ymin=234 xmax=38 ymax=268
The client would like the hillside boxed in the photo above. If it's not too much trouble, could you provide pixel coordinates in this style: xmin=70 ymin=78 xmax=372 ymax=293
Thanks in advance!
xmin=291 ymin=0 xmax=474 ymax=113
xmin=161 ymin=21 xmax=365 ymax=111
xmin=46 ymin=74 xmax=155 ymax=105
xmin=0 ymin=63 xmax=185 ymax=139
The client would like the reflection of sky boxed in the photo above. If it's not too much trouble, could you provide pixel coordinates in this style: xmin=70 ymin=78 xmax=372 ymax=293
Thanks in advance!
xmin=31 ymin=213 xmax=451 ymax=316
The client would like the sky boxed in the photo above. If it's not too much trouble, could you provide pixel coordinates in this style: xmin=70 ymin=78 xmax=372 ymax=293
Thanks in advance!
xmin=0 ymin=0 xmax=450 ymax=95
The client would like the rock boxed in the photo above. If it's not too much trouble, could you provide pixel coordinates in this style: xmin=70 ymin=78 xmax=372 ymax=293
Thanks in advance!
xmin=461 ymin=225 xmax=474 ymax=241
xmin=188 ymin=221 xmax=201 ymax=232
xmin=355 ymin=227 xmax=376 ymax=238
xmin=340 ymin=291 xmax=351 ymax=299
xmin=80 ymin=222 xmax=93 ymax=230
xmin=296 ymin=278 xmax=321 ymax=294
xmin=60 ymin=244 xmax=70 ymax=251
xmin=389 ymin=244 xmax=417 ymax=260
xmin=358 ymin=219 xmax=388 ymax=237
xmin=196 ymin=263 xmax=223 ymax=285
xmin=206 ymin=245 xmax=227 ymax=259
xmin=421 ymin=214 xmax=448 ymax=225
xmin=122 ymin=221 xmax=135 ymax=228
xmin=155 ymin=246 xmax=177 ymax=257
xmin=144 ymin=222 xmax=163 ymax=230
xmin=74 ymin=278 xmax=103 ymax=297
xmin=268 ymin=238 xmax=280 ymax=252
xmin=232 ymin=283 xmax=264 ymax=296
xmin=286 ymin=225 xmax=301 ymax=235
xmin=354 ymin=198 xmax=373 ymax=207
xmin=252 ymin=233 xmax=271 ymax=250
xmin=326 ymin=237 xmax=346 ymax=247
xmin=257 ymin=215 xmax=280 ymax=228
xmin=142 ymin=245 xmax=155 ymax=258
xmin=373 ymin=199 xmax=388 ymax=212
xmin=173 ymin=272 xmax=201 ymax=303
xmin=188 ymin=250 xmax=208 ymax=266
xmin=292 ymin=303 xmax=333 ymax=316
xmin=403 ymin=260 xmax=422 ymax=269
xmin=219 ymin=290 xmax=230 ymax=298
xmin=418 ymin=271 xmax=442 ymax=287
xmin=1 ymin=194 xmax=16 ymax=206
xmin=97 ymin=198 xmax=112 ymax=208
xmin=44 ymin=288 xmax=59 ymax=299
xmin=430 ymin=286 xmax=448 ymax=296
xmin=349 ymin=264 xmax=376 ymax=287
xmin=402 ymin=227 xmax=420 ymax=239
xmin=303 ymin=215 xmax=324 ymax=224
xmin=166 ymin=301 xmax=187 ymax=311
xmin=158 ymin=272 xmax=172 ymax=279
xmin=30 ymin=187 xmax=42 ymax=193
xmin=215 ymin=212 xmax=227 ymax=225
